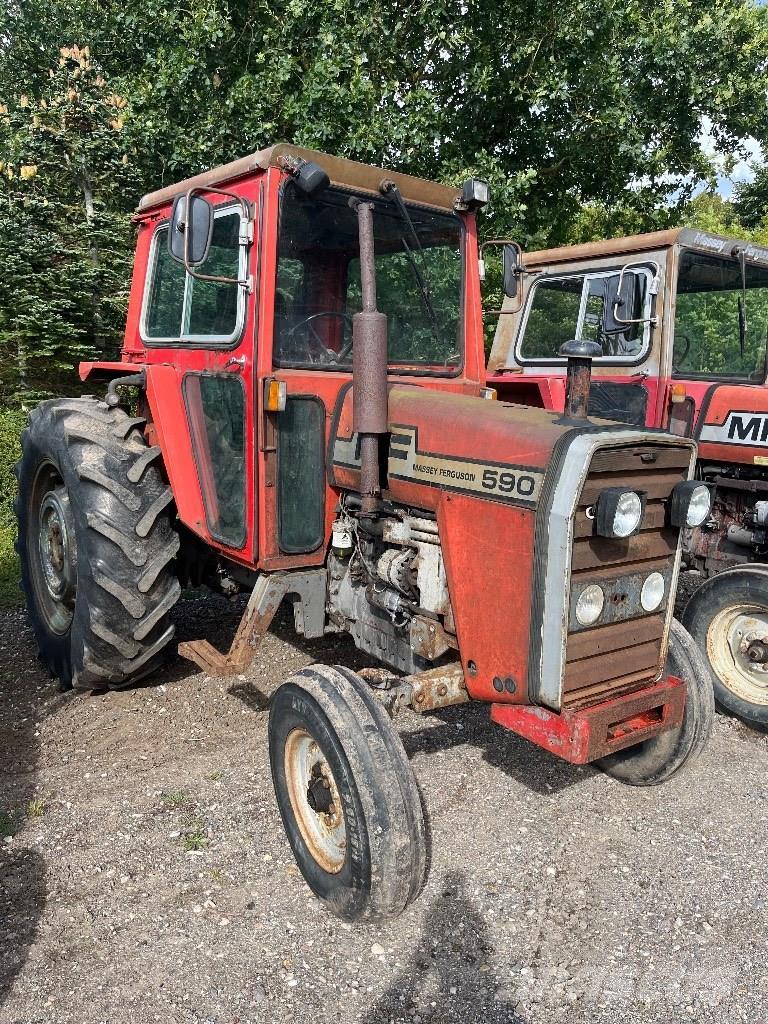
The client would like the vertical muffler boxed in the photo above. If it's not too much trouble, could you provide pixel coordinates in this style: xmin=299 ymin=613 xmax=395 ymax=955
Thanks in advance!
xmin=350 ymin=199 xmax=388 ymax=515
xmin=559 ymin=338 xmax=601 ymax=419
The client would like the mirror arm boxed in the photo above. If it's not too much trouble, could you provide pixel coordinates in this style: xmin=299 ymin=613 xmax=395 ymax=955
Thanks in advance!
xmin=182 ymin=186 xmax=253 ymax=290
xmin=609 ymin=260 xmax=660 ymax=327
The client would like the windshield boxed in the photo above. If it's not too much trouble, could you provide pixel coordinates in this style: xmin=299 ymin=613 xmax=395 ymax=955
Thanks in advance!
xmin=273 ymin=183 xmax=463 ymax=371
xmin=674 ymin=250 xmax=768 ymax=380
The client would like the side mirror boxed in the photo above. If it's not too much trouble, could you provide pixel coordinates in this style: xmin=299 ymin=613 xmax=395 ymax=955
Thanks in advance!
xmin=169 ymin=191 xmax=214 ymax=267
xmin=602 ymin=271 xmax=639 ymax=334
xmin=502 ymin=243 xmax=521 ymax=298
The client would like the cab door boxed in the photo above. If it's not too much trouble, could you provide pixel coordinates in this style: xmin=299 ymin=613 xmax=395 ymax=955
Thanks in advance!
xmin=139 ymin=184 xmax=261 ymax=566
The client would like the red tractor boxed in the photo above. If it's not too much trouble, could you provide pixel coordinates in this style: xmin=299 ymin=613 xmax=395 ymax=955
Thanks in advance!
xmin=487 ymin=227 xmax=768 ymax=729
xmin=17 ymin=147 xmax=713 ymax=921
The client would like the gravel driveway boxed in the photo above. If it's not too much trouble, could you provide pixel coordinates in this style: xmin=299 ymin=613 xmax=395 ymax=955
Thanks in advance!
xmin=1 ymin=582 xmax=767 ymax=1024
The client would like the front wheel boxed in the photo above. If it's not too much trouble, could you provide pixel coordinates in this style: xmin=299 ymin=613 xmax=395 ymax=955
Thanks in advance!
xmin=269 ymin=664 xmax=426 ymax=921
xmin=682 ymin=565 xmax=768 ymax=728
xmin=597 ymin=619 xmax=714 ymax=785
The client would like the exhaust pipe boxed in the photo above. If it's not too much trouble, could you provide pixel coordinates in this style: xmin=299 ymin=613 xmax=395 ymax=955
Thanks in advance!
xmin=350 ymin=199 xmax=388 ymax=515
xmin=559 ymin=339 xmax=602 ymax=419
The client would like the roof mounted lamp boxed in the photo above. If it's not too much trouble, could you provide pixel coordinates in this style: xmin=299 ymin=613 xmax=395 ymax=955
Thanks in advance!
xmin=455 ymin=178 xmax=490 ymax=211
xmin=276 ymin=155 xmax=330 ymax=197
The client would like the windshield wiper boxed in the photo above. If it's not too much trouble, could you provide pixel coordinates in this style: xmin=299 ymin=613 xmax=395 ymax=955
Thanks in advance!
xmin=380 ymin=180 xmax=443 ymax=351
xmin=738 ymin=249 xmax=748 ymax=358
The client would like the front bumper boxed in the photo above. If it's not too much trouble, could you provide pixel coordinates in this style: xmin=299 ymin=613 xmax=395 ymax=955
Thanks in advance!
xmin=490 ymin=675 xmax=686 ymax=764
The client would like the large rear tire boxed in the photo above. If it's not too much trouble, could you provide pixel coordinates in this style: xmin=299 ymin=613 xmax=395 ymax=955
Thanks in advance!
xmin=15 ymin=396 xmax=180 ymax=691
xmin=597 ymin=619 xmax=714 ymax=785
xmin=269 ymin=664 xmax=427 ymax=922
xmin=682 ymin=564 xmax=768 ymax=728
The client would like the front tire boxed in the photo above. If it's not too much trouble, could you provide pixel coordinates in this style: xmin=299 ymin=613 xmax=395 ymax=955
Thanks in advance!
xmin=269 ymin=664 xmax=426 ymax=922
xmin=682 ymin=565 xmax=768 ymax=728
xmin=597 ymin=619 xmax=714 ymax=785
xmin=15 ymin=397 xmax=180 ymax=691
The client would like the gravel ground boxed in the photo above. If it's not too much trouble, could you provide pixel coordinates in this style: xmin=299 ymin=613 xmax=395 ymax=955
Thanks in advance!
xmin=1 ymin=576 xmax=767 ymax=1024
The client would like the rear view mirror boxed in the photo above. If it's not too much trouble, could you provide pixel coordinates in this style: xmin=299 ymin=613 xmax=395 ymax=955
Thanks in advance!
xmin=603 ymin=271 xmax=639 ymax=334
xmin=503 ymin=244 xmax=521 ymax=298
xmin=169 ymin=191 xmax=214 ymax=267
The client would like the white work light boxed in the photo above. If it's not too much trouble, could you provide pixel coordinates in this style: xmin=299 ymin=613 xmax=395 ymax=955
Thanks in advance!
xmin=596 ymin=488 xmax=645 ymax=539
xmin=670 ymin=481 xmax=711 ymax=529
xmin=575 ymin=584 xmax=605 ymax=626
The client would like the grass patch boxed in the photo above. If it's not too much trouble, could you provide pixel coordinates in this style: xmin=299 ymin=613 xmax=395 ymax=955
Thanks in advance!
xmin=181 ymin=822 xmax=209 ymax=852
xmin=0 ymin=525 xmax=21 ymax=609
xmin=26 ymin=798 xmax=46 ymax=818
xmin=0 ymin=809 xmax=21 ymax=837
xmin=162 ymin=790 xmax=189 ymax=808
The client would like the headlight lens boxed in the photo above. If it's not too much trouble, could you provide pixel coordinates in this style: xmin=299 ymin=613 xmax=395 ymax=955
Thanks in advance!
xmin=575 ymin=584 xmax=605 ymax=626
xmin=612 ymin=491 xmax=643 ymax=538
xmin=670 ymin=481 xmax=712 ymax=528
xmin=640 ymin=571 xmax=665 ymax=612
xmin=596 ymin=488 xmax=644 ymax=538
xmin=684 ymin=484 xmax=711 ymax=527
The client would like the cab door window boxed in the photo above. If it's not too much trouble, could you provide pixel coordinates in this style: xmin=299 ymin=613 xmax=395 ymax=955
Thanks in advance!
xmin=518 ymin=269 xmax=651 ymax=362
xmin=142 ymin=207 xmax=247 ymax=345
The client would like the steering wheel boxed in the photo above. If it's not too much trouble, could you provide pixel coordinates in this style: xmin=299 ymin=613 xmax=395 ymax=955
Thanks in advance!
xmin=288 ymin=311 xmax=353 ymax=363
xmin=673 ymin=332 xmax=691 ymax=374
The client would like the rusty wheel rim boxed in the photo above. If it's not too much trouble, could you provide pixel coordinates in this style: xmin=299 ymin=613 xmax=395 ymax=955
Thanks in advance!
xmin=707 ymin=604 xmax=768 ymax=707
xmin=284 ymin=727 xmax=347 ymax=874
xmin=30 ymin=463 xmax=77 ymax=636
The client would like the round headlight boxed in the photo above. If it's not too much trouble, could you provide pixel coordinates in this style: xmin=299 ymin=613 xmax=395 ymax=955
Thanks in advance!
xmin=685 ymin=484 xmax=711 ymax=527
xmin=612 ymin=491 xmax=643 ymax=538
xmin=640 ymin=571 xmax=665 ymax=612
xmin=575 ymin=584 xmax=605 ymax=626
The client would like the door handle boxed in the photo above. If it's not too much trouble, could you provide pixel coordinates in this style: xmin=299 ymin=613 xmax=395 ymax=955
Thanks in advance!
xmin=224 ymin=356 xmax=246 ymax=372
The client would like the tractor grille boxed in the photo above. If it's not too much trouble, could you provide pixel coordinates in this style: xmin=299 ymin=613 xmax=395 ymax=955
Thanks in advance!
xmin=563 ymin=443 xmax=692 ymax=709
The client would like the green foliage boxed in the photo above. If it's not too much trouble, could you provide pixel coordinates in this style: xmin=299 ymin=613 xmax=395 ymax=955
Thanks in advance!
xmin=0 ymin=527 xmax=21 ymax=608
xmin=0 ymin=0 xmax=767 ymax=395
xmin=0 ymin=407 xmax=25 ymax=528
xmin=0 ymin=44 xmax=138 ymax=405
xmin=0 ymin=408 xmax=24 ymax=607
xmin=734 ymin=165 xmax=768 ymax=232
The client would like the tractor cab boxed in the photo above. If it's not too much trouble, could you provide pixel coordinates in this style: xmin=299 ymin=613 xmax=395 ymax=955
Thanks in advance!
xmin=83 ymin=144 xmax=487 ymax=571
xmin=487 ymin=228 xmax=768 ymax=443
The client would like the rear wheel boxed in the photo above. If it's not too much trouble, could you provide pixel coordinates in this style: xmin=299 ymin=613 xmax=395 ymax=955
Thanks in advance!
xmin=269 ymin=664 xmax=426 ymax=921
xmin=15 ymin=396 xmax=180 ymax=690
xmin=597 ymin=619 xmax=714 ymax=785
xmin=682 ymin=565 xmax=768 ymax=728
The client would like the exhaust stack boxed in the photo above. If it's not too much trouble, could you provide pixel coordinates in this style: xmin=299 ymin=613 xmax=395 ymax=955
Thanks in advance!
xmin=559 ymin=338 xmax=602 ymax=419
xmin=350 ymin=199 xmax=388 ymax=515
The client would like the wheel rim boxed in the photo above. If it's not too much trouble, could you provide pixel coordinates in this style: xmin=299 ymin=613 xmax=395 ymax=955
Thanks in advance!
xmin=284 ymin=727 xmax=347 ymax=874
xmin=29 ymin=463 xmax=77 ymax=635
xmin=706 ymin=604 xmax=768 ymax=706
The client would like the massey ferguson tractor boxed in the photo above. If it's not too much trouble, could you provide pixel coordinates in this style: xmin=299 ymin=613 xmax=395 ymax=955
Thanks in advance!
xmin=487 ymin=227 xmax=768 ymax=729
xmin=16 ymin=146 xmax=714 ymax=921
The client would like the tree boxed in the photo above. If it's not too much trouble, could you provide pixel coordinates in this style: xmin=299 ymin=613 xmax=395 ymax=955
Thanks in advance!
xmin=1 ymin=0 xmax=768 ymax=401
xmin=734 ymin=164 xmax=768 ymax=232
xmin=0 ymin=45 xmax=138 ymax=403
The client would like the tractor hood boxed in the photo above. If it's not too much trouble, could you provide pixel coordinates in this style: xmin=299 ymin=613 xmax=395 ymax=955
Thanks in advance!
xmin=330 ymin=384 xmax=635 ymax=512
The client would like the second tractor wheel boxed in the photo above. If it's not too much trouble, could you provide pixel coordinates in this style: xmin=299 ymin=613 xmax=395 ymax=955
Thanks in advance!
xmin=597 ymin=619 xmax=714 ymax=785
xmin=15 ymin=397 xmax=181 ymax=691
xmin=269 ymin=664 xmax=426 ymax=922
xmin=682 ymin=564 xmax=768 ymax=728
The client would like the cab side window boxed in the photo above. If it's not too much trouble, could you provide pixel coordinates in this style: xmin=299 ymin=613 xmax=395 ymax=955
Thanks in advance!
xmin=519 ymin=270 xmax=649 ymax=361
xmin=143 ymin=209 xmax=245 ymax=344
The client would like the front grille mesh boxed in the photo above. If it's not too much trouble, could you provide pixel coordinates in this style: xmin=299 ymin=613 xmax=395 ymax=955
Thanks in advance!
xmin=563 ymin=444 xmax=690 ymax=709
